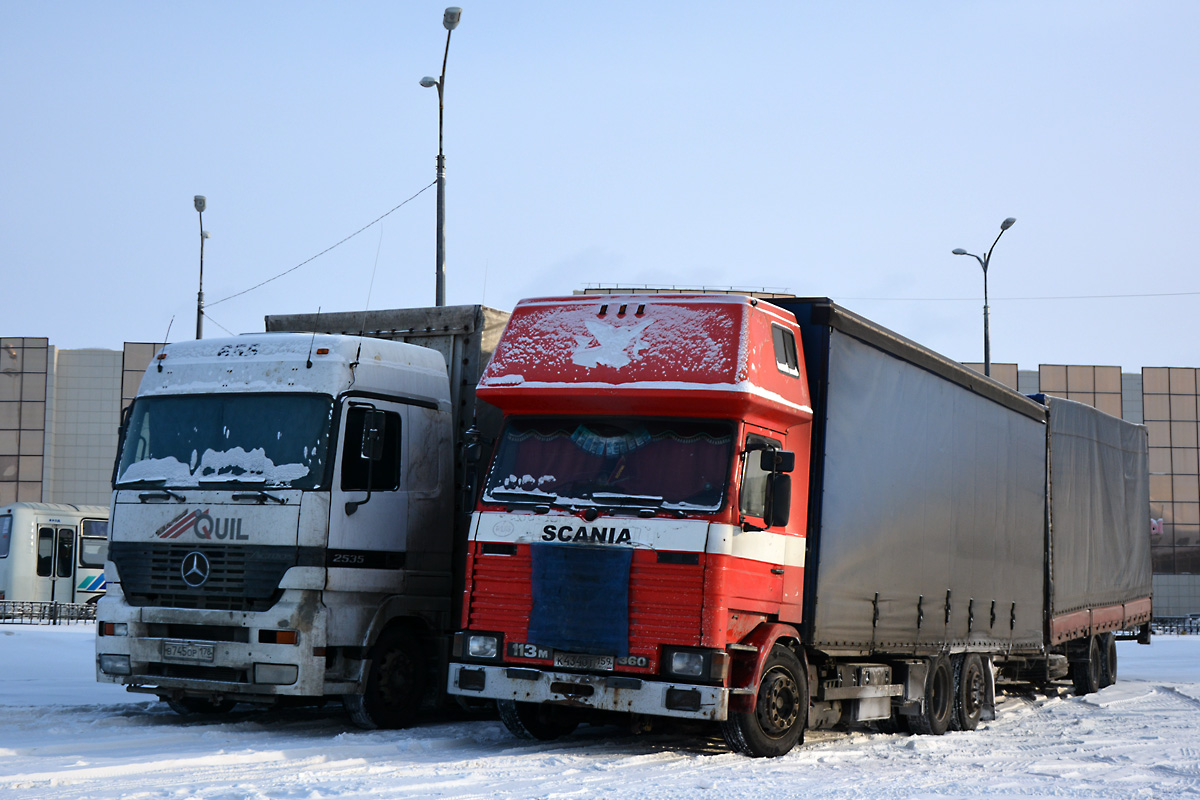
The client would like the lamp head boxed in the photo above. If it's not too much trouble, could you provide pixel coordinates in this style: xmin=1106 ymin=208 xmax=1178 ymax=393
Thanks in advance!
xmin=194 ymin=195 xmax=206 ymax=213
xmin=443 ymin=7 xmax=462 ymax=30
xmin=952 ymin=248 xmax=968 ymax=255
xmin=1000 ymin=217 xmax=1016 ymax=231
xmin=420 ymin=76 xmax=438 ymax=88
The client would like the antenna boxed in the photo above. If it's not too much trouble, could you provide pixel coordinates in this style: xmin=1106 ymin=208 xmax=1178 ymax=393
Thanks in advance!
xmin=305 ymin=306 xmax=322 ymax=369
xmin=158 ymin=316 xmax=174 ymax=372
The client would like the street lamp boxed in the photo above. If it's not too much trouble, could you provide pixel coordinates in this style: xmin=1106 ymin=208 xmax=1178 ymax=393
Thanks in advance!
xmin=953 ymin=217 xmax=1016 ymax=378
xmin=194 ymin=195 xmax=210 ymax=339
xmin=421 ymin=6 xmax=462 ymax=308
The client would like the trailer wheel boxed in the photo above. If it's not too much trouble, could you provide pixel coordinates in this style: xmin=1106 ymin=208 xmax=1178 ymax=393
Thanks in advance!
xmin=1099 ymin=633 xmax=1118 ymax=688
xmin=497 ymin=700 xmax=579 ymax=741
xmin=166 ymin=695 xmax=237 ymax=716
xmin=908 ymin=655 xmax=953 ymax=736
xmin=951 ymin=654 xmax=984 ymax=732
xmin=1071 ymin=636 xmax=1101 ymax=696
xmin=345 ymin=629 xmax=424 ymax=729
xmin=720 ymin=644 xmax=808 ymax=758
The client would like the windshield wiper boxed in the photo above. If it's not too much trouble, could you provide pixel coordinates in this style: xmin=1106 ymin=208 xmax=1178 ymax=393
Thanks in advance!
xmin=589 ymin=492 xmax=665 ymax=507
xmin=232 ymin=489 xmax=287 ymax=505
xmin=135 ymin=488 xmax=186 ymax=503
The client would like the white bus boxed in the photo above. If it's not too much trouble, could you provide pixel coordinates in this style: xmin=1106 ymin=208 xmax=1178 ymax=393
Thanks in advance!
xmin=0 ymin=503 xmax=110 ymax=605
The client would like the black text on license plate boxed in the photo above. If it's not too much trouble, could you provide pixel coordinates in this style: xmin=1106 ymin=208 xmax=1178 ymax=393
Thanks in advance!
xmin=162 ymin=640 xmax=215 ymax=662
xmin=553 ymin=652 xmax=614 ymax=671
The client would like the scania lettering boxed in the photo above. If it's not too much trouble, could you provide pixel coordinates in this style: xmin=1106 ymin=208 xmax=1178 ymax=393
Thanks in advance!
xmin=446 ymin=294 xmax=1153 ymax=757
xmin=96 ymin=305 xmax=507 ymax=725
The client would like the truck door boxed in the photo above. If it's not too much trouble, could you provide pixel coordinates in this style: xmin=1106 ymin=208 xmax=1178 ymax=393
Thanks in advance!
xmin=34 ymin=524 xmax=77 ymax=602
xmin=328 ymin=399 xmax=410 ymax=581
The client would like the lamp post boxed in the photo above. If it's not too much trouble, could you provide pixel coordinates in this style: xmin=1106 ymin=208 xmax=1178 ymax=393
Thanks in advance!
xmin=953 ymin=217 xmax=1016 ymax=378
xmin=421 ymin=6 xmax=462 ymax=308
xmin=194 ymin=195 xmax=209 ymax=339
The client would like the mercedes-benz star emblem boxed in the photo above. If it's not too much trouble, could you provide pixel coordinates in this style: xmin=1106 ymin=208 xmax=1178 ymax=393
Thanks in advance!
xmin=181 ymin=551 xmax=211 ymax=588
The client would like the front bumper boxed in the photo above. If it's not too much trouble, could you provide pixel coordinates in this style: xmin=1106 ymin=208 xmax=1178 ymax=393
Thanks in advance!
xmin=447 ymin=663 xmax=730 ymax=721
xmin=95 ymin=588 xmax=333 ymax=699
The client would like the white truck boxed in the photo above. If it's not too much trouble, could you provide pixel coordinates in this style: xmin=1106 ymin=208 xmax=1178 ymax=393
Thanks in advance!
xmin=96 ymin=305 xmax=507 ymax=724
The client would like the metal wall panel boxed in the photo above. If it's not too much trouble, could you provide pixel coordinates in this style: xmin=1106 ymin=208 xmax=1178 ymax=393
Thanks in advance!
xmin=808 ymin=330 xmax=1047 ymax=654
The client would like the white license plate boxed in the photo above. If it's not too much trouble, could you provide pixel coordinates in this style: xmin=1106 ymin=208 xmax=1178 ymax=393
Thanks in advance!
xmin=553 ymin=652 xmax=614 ymax=671
xmin=162 ymin=640 xmax=215 ymax=662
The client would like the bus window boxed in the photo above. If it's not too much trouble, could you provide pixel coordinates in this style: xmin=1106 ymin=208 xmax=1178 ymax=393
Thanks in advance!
xmin=79 ymin=536 xmax=109 ymax=569
xmin=37 ymin=528 xmax=54 ymax=576
xmin=81 ymin=519 xmax=108 ymax=539
xmin=0 ymin=515 xmax=11 ymax=558
xmin=55 ymin=529 xmax=74 ymax=578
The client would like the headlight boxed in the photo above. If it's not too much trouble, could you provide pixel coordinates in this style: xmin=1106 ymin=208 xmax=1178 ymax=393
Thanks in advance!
xmin=468 ymin=634 xmax=499 ymax=659
xmin=98 ymin=654 xmax=131 ymax=676
xmin=670 ymin=651 xmax=706 ymax=677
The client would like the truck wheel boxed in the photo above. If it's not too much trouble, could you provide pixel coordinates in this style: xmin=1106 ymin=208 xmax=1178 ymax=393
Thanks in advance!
xmin=1099 ymin=633 xmax=1118 ymax=688
xmin=345 ymin=629 xmax=424 ymax=729
xmin=497 ymin=700 xmax=579 ymax=741
xmin=166 ymin=695 xmax=237 ymax=716
xmin=908 ymin=655 xmax=953 ymax=736
xmin=951 ymin=654 xmax=984 ymax=732
xmin=720 ymin=644 xmax=808 ymax=758
xmin=1071 ymin=636 xmax=1101 ymax=696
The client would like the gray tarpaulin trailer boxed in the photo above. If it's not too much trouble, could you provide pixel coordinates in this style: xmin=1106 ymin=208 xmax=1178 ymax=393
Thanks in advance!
xmin=776 ymin=297 xmax=1152 ymax=727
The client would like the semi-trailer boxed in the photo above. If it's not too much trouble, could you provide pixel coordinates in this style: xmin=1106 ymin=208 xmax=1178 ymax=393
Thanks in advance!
xmin=447 ymin=294 xmax=1153 ymax=756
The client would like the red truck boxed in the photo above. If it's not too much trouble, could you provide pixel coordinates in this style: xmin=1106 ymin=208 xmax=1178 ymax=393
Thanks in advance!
xmin=446 ymin=294 xmax=1152 ymax=757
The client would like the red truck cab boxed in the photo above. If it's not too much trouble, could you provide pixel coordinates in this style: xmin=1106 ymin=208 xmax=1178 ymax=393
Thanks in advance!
xmin=448 ymin=294 xmax=814 ymax=752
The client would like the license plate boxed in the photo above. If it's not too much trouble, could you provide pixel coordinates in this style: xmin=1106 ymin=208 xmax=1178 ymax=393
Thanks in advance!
xmin=553 ymin=651 xmax=614 ymax=671
xmin=162 ymin=640 xmax=215 ymax=662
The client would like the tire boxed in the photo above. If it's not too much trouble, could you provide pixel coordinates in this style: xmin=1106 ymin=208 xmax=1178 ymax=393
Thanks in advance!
xmin=166 ymin=695 xmax=237 ymax=716
xmin=951 ymin=654 xmax=984 ymax=732
xmin=1071 ymin=636 xmax=1101 ymax=696
xmin=345 ymin=629 xmax=425 ymax=729
xmin=1099 ymin=633 xmax=1118 ymax=688
xmin=497 ymin=700 xmax=579 ymax=741
xmin=720 ymin=644 xmax=808 ymax=758
xmin=908 ymin=655 xmax=953 ymax=736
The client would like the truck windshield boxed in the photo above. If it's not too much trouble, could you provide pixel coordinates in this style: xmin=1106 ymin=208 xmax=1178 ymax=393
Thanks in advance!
xmin=483 ymin=417 xmax=733 ymax=512
xmin=115 ymin=393 xmax=335 ymax=490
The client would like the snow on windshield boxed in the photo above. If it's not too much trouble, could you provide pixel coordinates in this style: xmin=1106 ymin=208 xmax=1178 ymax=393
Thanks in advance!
xmin=116 ymin=393 xmax=333 ymax=489
xmin=118 ymin=447 xmax=311 ymax=485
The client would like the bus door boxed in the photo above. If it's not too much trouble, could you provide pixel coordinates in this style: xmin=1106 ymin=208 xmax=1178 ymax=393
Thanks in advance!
xmin=35 ymin=525 xmax=77 ymax=602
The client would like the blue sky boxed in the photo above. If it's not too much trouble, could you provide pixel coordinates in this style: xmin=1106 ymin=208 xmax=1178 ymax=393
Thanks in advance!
xmin=2 ymin=2 xmax=1197 ymax=371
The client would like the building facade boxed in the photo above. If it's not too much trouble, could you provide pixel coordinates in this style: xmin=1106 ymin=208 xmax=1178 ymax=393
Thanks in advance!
xmin=0 ymin=338 xmax=160 ymax=507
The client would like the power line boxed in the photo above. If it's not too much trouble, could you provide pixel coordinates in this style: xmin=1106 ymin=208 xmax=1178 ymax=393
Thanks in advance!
xmin=208 ymin=181 xmax=436 ymax=308
xmin=842 ymin=290 xmax=1200 ymax=302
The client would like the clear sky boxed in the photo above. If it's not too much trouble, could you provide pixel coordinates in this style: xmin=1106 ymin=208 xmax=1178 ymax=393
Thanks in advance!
xmin=3 ymin=2 xmax=1197 ymax=372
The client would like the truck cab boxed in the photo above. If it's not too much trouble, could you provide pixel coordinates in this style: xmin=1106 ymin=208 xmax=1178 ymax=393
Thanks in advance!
xmin=96 ymin=332 xmax=456 ymax=723
xmin=448 ymin=295 xmax=815 ymax=752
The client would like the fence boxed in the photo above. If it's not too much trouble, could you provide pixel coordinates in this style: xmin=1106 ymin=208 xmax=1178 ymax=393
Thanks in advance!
xmin=0 ymin=601 xmax=97 ymax=625
xmin=1151 ymin=616 xmax=1200 ymax=636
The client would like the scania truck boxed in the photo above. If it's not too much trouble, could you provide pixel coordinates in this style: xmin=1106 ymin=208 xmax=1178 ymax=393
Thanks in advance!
xmin=446 ymin=294 xmax=1153 ymax=757
xmin=96 ymin=305 xmax=507 ymax=725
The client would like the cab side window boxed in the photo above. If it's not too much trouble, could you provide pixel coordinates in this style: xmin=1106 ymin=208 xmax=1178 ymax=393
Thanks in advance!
xmin=740 ymin=433 xmax=782 ymax=520
xmin=341 ymin=406 xmax=402 ymax=492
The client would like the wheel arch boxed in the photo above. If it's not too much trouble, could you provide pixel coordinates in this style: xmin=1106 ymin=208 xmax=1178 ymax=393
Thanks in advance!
xmin=728 ymin=622 xmax=806 ymax=714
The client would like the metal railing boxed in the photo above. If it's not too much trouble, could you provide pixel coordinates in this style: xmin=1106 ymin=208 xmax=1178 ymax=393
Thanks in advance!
xmin=1151 ymin=616 xmax=1200 ymax=636
xmin=0 ymin=601 xmax=97 ymax=625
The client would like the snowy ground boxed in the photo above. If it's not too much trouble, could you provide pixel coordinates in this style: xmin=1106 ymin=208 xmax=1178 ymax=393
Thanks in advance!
xmin=1 ymin=626 xmax=1198 ymax=799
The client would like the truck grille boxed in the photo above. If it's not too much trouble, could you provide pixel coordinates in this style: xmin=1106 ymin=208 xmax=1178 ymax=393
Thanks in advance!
xmin=467 ymin=547 xmax=704 ymax=654
xmin=110 ymin=542 xmax=319 ymax=613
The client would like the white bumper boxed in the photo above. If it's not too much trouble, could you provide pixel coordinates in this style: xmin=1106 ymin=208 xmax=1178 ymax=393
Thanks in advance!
xmin=447 ymin=663 xmax=730 ymax=721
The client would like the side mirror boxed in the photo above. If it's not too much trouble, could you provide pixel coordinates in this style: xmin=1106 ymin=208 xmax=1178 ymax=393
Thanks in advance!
xmin=764 ymin=474 xmax=792 ymax=528
xmin=360 ymin=410 xmax=386 ymax=461
xmin=759 ymin=449 xmax=795 ymax=474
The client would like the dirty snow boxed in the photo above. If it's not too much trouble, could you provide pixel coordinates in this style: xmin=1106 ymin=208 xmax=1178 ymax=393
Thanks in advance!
xmin=2 ymin=625 xmax=1199 ymax=799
